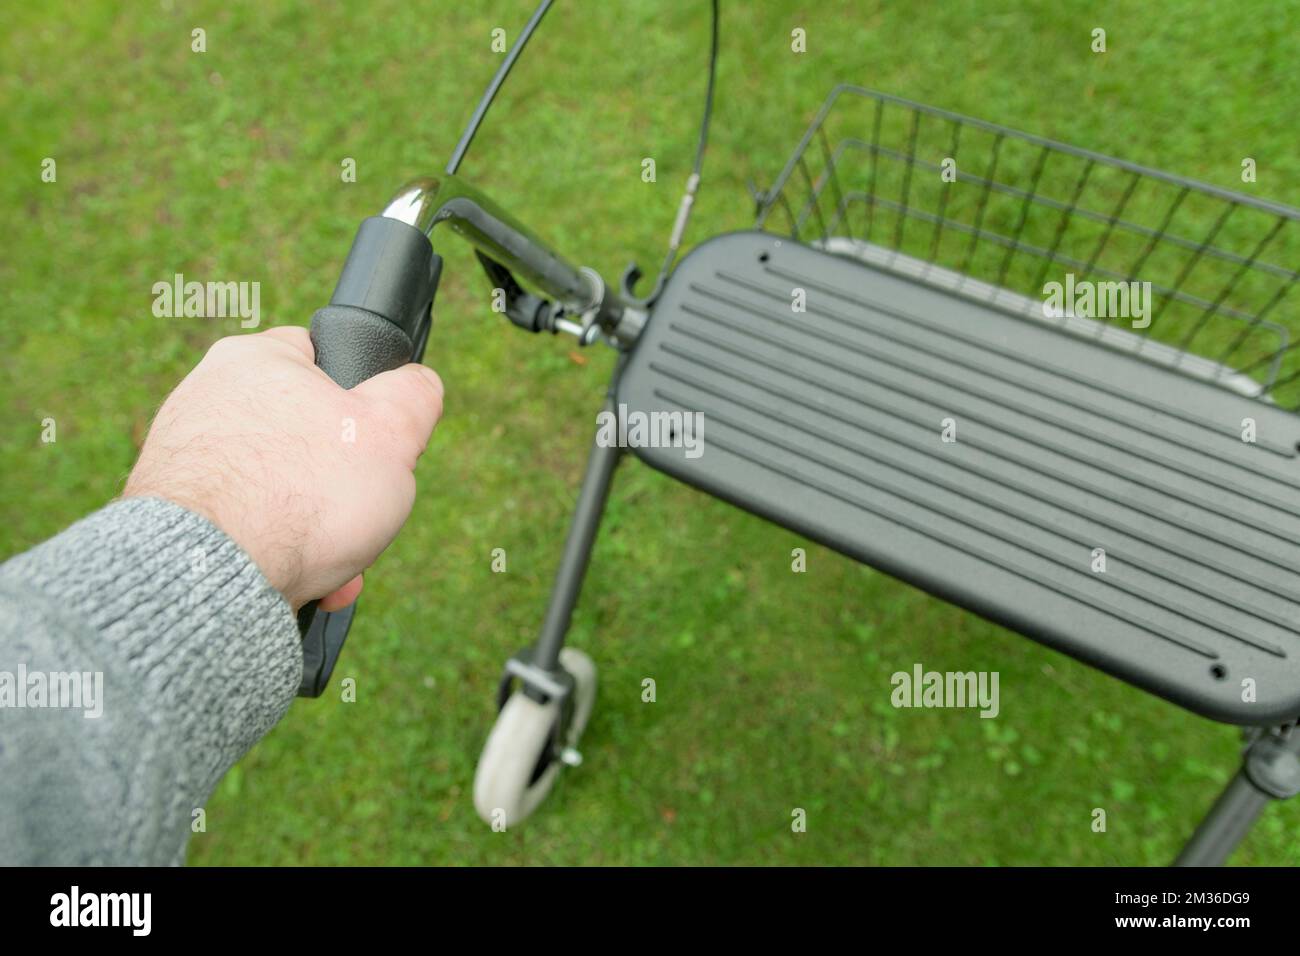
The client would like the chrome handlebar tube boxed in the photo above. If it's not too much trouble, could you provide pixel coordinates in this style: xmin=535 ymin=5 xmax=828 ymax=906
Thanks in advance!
xmin=381 ymin=176 xmax=642 ymax=347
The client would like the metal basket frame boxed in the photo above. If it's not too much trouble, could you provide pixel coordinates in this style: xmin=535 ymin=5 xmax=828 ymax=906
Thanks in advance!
xmin=755 ymin=85 xmax=1300 ymax=410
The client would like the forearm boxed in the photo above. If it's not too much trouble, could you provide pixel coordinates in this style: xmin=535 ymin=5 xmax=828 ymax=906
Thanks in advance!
xmin=0 ymin=497 xmax=302 ymax=865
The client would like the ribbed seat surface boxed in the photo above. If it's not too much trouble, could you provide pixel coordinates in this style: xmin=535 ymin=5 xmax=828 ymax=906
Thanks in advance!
xmin=617 ymin=231 xmax=1300 ymax=724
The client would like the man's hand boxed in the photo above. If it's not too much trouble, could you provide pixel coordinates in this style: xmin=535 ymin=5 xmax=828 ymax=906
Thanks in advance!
xmin=124 ymin=326 xmax=444 ymax=611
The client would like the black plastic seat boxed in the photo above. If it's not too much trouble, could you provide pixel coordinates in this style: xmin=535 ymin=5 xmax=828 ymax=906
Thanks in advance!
xmin=618 ymin=230 xmax=1300 ymax=724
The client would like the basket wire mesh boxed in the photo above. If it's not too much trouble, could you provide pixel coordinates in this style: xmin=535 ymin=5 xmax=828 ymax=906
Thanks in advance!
xmin=755 ymin=86 xmax=1300 ymax=410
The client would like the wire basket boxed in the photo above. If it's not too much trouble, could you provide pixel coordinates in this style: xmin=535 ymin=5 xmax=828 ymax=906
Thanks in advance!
xmin=755 ymin=85 xmax=1300 ymax=411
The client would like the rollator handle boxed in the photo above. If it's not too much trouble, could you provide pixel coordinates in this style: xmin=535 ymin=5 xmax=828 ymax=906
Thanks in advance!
xmin=297 ymin=214 xmax=443 ymax=697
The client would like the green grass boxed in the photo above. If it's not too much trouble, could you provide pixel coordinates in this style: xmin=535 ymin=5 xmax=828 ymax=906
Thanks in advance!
xmin=3 ymin=0 xmax=1299 ymax=865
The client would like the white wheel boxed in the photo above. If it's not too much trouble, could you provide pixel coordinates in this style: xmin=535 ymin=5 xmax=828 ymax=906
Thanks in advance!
xmin=561 ymin=647 xmax=597 ymax=745
xmin=473 ymin=648 xmax=596 ymax=827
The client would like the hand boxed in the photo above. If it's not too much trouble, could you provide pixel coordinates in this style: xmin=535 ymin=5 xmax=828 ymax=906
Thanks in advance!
xmin=124 ymin=326 xmax=444 ymax=611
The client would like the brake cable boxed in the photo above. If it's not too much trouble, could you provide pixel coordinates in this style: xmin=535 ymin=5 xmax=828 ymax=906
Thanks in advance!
xmin=446 ymin=0 xmax=555 ymax=176
xmin=650 ymin=0 xmax=720 ymax=293
xmin=446 ymin=0 xmax=721 ymax=306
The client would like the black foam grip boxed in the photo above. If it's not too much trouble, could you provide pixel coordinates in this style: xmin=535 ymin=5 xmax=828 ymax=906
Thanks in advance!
xmin=309 ymin=305 xmax=414 ymax=390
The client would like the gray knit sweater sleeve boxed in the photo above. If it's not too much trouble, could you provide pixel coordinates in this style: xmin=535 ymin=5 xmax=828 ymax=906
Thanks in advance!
xmin=0 ymin=496 xmax=303 ymax=865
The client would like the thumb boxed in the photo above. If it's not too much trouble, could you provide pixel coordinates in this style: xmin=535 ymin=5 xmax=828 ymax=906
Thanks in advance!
xmin=352 ymin=362 xmax=445 ymax=461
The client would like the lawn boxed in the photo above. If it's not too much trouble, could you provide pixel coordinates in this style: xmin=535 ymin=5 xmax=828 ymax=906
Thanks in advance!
xmin=2 ymin=0 xmax=1299 ymax=865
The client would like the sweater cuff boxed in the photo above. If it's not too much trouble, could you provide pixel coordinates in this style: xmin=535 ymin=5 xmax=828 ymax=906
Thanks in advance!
xmin=0 ymin=497 xmax=302 ymax=790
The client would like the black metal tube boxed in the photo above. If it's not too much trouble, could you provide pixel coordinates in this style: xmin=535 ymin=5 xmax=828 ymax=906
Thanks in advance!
xmin=532 ymin=404 xmax=623 ymax=670
xmin=1173 ymin=771 xmax=1271 ymax=866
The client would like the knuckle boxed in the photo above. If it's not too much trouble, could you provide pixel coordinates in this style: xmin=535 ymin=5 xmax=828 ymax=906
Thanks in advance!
xmin=365 ymin=395 xmax=422 ymax=449
xmin=207 ymin=334 xmax=243 ymax=356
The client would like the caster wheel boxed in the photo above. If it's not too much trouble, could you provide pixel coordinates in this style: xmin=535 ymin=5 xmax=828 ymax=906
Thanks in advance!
xmin=473 ymin=648 xmax=596 ymax=827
